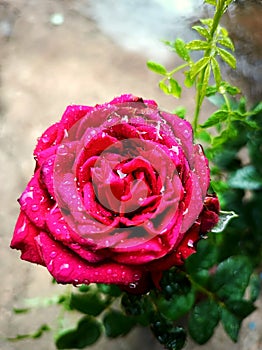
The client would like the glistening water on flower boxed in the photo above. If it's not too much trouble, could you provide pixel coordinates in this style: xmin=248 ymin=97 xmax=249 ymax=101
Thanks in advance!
xmin=10 ymin=94 xmax=219 ymax=294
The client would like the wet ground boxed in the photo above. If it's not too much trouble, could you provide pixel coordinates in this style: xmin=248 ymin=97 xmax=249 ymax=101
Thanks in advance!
xmin=0 ymin=1 xmax=261 ymax=350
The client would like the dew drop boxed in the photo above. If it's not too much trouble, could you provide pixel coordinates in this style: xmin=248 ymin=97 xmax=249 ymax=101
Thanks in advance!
xmin=50 ymin=251 xmax=57 ymax=258
xmin=57 ymin=144 xmax=68 ymax=156
xmin=133 ymin=273 xmax=140 ymax=281
xmin=129 ymin=282 xmax=137 ymax=289
xmin=31 ymin=204 xmax=39 ymax=212
xmin=187 ymin=239 xmax=194 ymax=248
xmin=42 ymin=134 xmax=50 ymax=143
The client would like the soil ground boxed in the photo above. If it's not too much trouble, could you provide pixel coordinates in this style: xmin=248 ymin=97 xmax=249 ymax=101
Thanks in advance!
xmin=0 ymin=1 xmax=261 ymax=350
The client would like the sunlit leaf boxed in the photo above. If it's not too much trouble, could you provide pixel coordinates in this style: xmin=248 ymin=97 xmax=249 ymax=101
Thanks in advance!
xmin=218 ymin=48 xmax=236 ymax=69
xmin=159 ymin=80 xmax=170 ymax=94
xmin=199 ymin=63 xmax=211 ymax=104
xmin=169 ymin=78 xmax=182 ymax=98
xmin=186 ymin=40 xmax=209 ymax=50
xmin=192 ymin=25 xmax=210 ymax=39
xmin=184 ymin=71 xmax=195 ymax=87
xmin=147 ymin=61 xmax=167 ymax=75
xmin=174 ymin=38 xmax=190 ymax=61
xmin=204 ymin=0 xmax=217 ymax=5
xmin=190 ymin=57 xmax=209 ymax=79
xmin=211 ymin=57 xmax=221 ymax=86
xmin=218 ymin=37 xmax=235 ymax=51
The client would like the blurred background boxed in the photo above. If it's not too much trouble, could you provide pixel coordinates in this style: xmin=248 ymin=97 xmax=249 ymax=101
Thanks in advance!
xmin=0 ymin=1 xmax=261 ymax=349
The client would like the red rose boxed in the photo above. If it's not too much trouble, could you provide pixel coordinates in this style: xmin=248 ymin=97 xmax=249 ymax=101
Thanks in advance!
xmin=11 ymin=94 xmax=219 ymax=294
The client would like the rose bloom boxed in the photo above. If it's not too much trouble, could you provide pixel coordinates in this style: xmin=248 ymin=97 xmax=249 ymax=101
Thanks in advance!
xmin=11 ymin=94 xmax=219 ymax=294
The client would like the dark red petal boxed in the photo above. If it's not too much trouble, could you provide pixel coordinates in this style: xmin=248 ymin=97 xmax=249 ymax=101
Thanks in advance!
xmin=10 ymin=211 xmax=44 ymax=265
xmin=38 ymin=232 xmax=146 ymax=287
xmin=18 ymin=170 xmax=53 ymax=228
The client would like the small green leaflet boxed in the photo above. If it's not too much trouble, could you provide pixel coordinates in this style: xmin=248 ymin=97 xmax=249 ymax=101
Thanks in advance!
xmin=147 ymin=61 xmax=167 ymax=75
xmin=190 ymin=57 xmax=209 ymax=79
xmin=211 ymin=211 xmax=238 ymax=233
xmin=218 ymin=48 xmax=236 ymax=69
xmin=201 ymin=110 xmax=228 ymax=128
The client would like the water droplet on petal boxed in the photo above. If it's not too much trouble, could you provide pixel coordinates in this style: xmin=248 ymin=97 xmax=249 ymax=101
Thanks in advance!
xmin=42 ymin=134 xmax=50 ymax=143
xmin=187 ymin=239 xmax=194 ymax=248
xmin=129 ymin=282 xmax=137 ymax=289
xmin=50 ymin=251 xmax=57 ymax=258
xmin=31 ymin=204 xmax=39 ymax=212
xmin=133 ymin=273 xmax=140 ymax=281
xmin=57 ymin=144 xmax=68 ymax=156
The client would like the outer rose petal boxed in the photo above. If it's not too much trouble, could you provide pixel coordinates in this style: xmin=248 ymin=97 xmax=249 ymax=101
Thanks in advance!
xmin=10 ymin=211 xmax=44 ymax=265
xmin=38 ymin=232 xmax=148 ymax=288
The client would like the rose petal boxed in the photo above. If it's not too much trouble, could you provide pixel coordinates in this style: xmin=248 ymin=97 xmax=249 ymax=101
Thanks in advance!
xmin=38 ymin=232 xmax=147 ymax=287
xmin=18 ymin=170 xmax=53 ymax=228
xmin=10 ymin=211 xmax=44 ymax=265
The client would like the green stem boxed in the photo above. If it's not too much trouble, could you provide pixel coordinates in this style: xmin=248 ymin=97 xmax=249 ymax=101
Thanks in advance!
xmin=192 ymin=0 xmax=229 ymax=133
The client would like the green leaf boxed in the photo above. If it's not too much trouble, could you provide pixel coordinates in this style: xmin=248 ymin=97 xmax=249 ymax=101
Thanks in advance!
xmin=199 ymin=63 xmax=211 ymax=104
xmin=196 ymin=129 xmax=212 ymax=142
xmin=97 ymin=283 xmax=122 ymax=297
xmin=221 ymin=82 xmax=240 ymax=95
xmin=56 ymin=317 xmax=101 ymax=349
xmin=220 ymin=300 xmax=255 ymax=342
xmin=251 ymin=101 xmax=262 ymax=114
xmin=190 ymin=57 xmax=209 ymax=79
xmin=201 ymin=110 xmax=228 ymax=128
xmin=200 ymin=18 xmax=214 ymax=27
xmin=220 ymin=307 xmax=241 ymax=342
xmin=70 ymin=292 xmax=108 ymax=316
xmin=151 ymin=315 xmax=186 ymax=350
xmin=189 ymin=300 xmax=220 ymax=344
xmin=147 ymin=61 xmax=167 ymax=75
xmin=156 ymin=289 xmax=195 ymax=321
xmin=210 ymin=256 xmax=253 ymax=301
xmin=184 ymin=71 xmax=194 ymax=87
xmin=169 ymin=78 xmax=182 ymax=98
xmin=211 ymin=210 xmax=238 ymax=233
xmin=248 ymin=274 xmax=261 ymax=303
xmin=204 ymin=0 xmax=217 ymax=5
xmin=211 ymin=57 xmax=221 ymax=86
xmin=218 ymin=48 xmax=236 ymax=69
xmin=228 ymin=165 xmax=262 ymax=190
xmin=103 ymin=310 xmax=136 ymax=338
xmin=192 ymin=25 xmax=210 ymax=39
xmin=225 ymin=300 xmax=256 ymax=319
xmin=186 ymin=239 xmax=218 ymax=286
xmin=159 ymin=80 xmax=170 ymax=95
xmin=206 ymin=85 xmax=218 ymax=96
xmin=218 ymin=37 xmax=235 ymax=51
xmin=173 ymin=106 xmax=186 ymax=119
xmin=174 ymin=38 xmax=190 ymax=61
xmin=186 ymin=40 xmax=210 ymax=50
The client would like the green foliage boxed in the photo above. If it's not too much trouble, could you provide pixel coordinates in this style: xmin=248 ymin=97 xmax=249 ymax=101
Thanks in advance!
xmin=150 ymin=314 xmax=186 ymax=350
xmin=188 ymin=300 xmax=220 ymax=344
xmin=103 ymin=310 xmax=136 ymax=338
xmin=55 ymin=316 xmax=101 ymax=349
